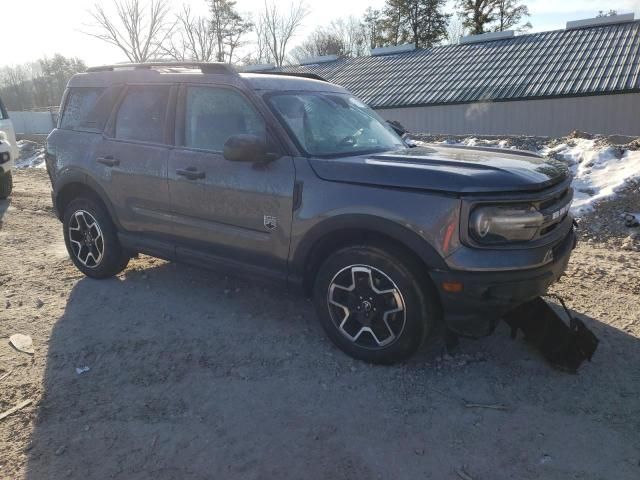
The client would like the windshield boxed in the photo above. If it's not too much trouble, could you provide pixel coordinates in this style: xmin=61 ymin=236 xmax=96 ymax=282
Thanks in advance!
xmin=267 ymin=92 xmax=405 ymax=157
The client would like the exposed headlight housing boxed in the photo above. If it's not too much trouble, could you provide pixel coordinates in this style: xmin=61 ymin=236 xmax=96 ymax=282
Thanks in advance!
xmin=0 ymin=151 xmax=10 ymax=164
xmin=469 ymin=204 xmax=544 ymax=244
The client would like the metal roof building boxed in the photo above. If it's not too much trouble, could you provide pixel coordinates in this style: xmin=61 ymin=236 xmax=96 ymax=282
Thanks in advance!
xmin=262 ymin=15 xmax=640 ymax=137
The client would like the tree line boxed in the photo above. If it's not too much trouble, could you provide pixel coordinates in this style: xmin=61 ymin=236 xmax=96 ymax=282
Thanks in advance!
xmin=84 ymin=0 xmax=534 ymax=66
xmin=1 ymin=0 xmax=540 ymax=110
xmin=0 ymin=55 xmax=87 ymax=111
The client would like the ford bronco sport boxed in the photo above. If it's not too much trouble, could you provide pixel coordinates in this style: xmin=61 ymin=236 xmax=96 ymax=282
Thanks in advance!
xmin=45 ymin=62 xmax=575 ymax=364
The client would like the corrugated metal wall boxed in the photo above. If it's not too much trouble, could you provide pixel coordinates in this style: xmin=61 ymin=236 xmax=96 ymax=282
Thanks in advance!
xmin=377 ymin=93 xmax=640 ymax=136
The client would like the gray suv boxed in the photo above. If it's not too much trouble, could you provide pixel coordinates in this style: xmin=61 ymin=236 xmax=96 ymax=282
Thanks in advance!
xmin=46 ymin=62 xmax=575 ymax=364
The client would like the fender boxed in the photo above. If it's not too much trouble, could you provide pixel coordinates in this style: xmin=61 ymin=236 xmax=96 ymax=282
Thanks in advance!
xmin=289 ymin=213 xmax=449 ymax=288
xmin=53 ymin=168 xmax=122 ymax=230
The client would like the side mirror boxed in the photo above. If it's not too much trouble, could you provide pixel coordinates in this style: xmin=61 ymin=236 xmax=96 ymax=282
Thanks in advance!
xmin=223 ymin=134 xmax=275 ymax=163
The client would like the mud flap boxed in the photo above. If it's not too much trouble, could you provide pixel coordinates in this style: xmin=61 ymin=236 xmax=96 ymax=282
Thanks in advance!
xmin=503 ymin=294 xmax=599 ymax=373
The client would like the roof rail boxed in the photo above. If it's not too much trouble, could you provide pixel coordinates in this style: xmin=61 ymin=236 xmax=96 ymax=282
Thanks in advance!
xmin=86 ymin=62 xmax=237 ymax=75
xmin=246 ymin=71 xmax=328 ymax=82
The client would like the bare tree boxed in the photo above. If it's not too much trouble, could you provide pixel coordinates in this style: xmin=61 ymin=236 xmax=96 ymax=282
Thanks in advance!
xmin=493 ymin=0 xmax=531 ymax=32
xmin=363 ymin=8 xmax=385 ymax=49
xmin=446 ymin=15 xmax=466 ymax=44
xmin=330 ymin=17 xmax=369 ymax=57
xmin=456 ymin=0 xmax=498 ymax=35
xmin=290 ymin=16 xmax=368 ymax=62
xmin=290 ymin=29 xmax=346 ymax=63
xmin=257 ymin=1 xmax=309 ymax=67
xmin=210 ymin=0 xmax=253 ymax=63
xmin=86 ymin=0 xmax=175 ymax=63
xmin=161 ymin=6 xmax=215 ymax=61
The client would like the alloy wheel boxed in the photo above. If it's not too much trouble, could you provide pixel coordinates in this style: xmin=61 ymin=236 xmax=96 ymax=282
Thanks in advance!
xmin=68 ymin=210 xmax=104 ymax=268
xmin=327 ymin=265 xmax=406 ymax=348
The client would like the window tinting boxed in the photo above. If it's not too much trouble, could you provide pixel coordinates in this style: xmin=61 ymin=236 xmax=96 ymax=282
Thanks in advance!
xmin=115 ymin=86 xmax=170 ymax=143
xmin=60 ymin=87 xmax=110 ymax=131
xmin=185 ymin=87 xmax=265 ymax=152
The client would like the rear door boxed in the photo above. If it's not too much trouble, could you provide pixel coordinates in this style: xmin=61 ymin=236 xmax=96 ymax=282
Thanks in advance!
xmin=167 ymin=84 xmax=295 ymax=278
xmin=98 ymin=84 xmax=174 ymax=237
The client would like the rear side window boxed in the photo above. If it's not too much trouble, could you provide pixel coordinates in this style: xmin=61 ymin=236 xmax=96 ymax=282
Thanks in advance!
xmin=115 ymin=85 xmax=170 ymax=143
xmin=60 ymin=87 xmax=114 ymax=131
xmin=184 ymin=87 xmax=265 ymax=152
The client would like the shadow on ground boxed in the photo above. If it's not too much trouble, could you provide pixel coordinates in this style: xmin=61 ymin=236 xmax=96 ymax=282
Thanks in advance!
xmin=26 ymin=261 xmax=640 ymax=479
xmin=0 ymin=197 xmax=11 ymax=228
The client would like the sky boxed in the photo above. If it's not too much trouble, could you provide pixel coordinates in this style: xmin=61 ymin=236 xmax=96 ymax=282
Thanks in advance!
xmin=1 ymin=0 xmax=639 ymax=68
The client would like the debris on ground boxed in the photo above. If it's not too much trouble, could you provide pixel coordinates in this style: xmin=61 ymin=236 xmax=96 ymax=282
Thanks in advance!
xmin=9 ymin=334 xmax=34 ymax=355
xmin=0 ymin=399 xmax=32 ymax=421
xmin=621 ymin=234 xmax=640 ymax=251
xmin=464 ymin=403 xmax=509 ymax=411
xmin=75 ymin=366 xmax=90 ymax=375
xmin=623 ymin=212 xmax=640 ymax=227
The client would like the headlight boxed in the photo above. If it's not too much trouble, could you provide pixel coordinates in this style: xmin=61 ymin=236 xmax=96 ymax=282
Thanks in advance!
xmin=0 ymin=151 xmax=10 ymax=164
xmin=469 ymin=204 xmax=543 ymax=244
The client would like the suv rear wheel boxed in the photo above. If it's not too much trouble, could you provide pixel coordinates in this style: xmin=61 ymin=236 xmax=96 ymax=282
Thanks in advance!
xmin=63 ymin=197 xmax=129 ymax=278
xmin=313 ymin=244 xmax=437 ymax=364
xmin=0 ymin=172 xmax=12 ymax=199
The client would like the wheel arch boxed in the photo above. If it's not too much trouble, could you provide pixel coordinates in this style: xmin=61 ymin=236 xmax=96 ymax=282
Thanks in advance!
xmin=54 ymin=173 xmax=120 ymax=229
xmin=292 ymin=214 xmax=447 ymax=295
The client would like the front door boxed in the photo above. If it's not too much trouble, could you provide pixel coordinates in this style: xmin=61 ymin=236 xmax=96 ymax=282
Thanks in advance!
xmin=168 ymin=85 xmax=295 ymax=277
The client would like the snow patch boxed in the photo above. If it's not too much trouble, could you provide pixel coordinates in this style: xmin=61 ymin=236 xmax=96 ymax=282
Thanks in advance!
xmin=539 ymin=139 xmax=640 ymax=215
xmin=15 ymin=140 xmax=46 ymax=169
xmin=416 ymin=136 xmax=640 ymax=217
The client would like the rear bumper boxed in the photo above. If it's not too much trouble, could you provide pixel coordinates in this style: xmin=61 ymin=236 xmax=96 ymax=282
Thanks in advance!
xmin=430 ymin=228 xmax=576 ymax=337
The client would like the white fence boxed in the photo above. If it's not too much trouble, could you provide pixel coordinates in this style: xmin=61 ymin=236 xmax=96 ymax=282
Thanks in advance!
xmin=9 ymin=111 xmax=57 ymax=135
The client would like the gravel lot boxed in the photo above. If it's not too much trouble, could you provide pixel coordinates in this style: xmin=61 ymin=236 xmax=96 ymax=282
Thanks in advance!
xmin=1 ymin=169 xmax=639 ymax=479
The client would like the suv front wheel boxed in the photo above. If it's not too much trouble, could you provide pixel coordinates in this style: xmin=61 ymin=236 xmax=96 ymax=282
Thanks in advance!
xmin=313 ymin=244 xmax=438 ymax=364
xmin=62 ymin=197 xmax=129 ymax=279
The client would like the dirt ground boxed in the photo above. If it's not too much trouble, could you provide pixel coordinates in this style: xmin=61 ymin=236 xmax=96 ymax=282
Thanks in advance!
xmin=1 ymin=169 xmax=639 ymax=479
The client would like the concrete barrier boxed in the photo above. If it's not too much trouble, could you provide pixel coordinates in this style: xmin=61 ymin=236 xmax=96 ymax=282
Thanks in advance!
xmin=8 ymin=111 xmax=57 ymax=135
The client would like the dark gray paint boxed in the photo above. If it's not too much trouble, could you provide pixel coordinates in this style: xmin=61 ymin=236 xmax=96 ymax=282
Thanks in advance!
xmin=47 ymin=68 xmax=577 ymax=333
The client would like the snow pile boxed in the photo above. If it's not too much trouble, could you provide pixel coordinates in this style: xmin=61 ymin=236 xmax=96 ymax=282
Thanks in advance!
xmin=15 ymin=140 xmax=46 ymax=169
xmin=540 ymin=139 xmax=640 ymax=215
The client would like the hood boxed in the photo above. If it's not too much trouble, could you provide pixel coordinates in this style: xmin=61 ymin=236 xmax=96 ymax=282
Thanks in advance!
xmin=309 ymin=144 xmax=570 ymax=194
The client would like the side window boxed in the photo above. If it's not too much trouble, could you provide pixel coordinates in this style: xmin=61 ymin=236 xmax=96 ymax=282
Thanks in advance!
xmin=184 ymin=87 xmax=265 ymax=152
xmin=115 ymin=85 xmax=170 ymax=143
xmin=60 ymin=87 xmax=109 ymax=131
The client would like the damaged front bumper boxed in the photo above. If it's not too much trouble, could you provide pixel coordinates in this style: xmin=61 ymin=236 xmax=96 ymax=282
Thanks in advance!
xmin=430 ymin=227 xmax=577 ymax=337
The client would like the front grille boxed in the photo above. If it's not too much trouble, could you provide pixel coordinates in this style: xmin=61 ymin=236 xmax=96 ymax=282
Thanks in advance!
xmin=535 ymin=187 xmax=573 ymax=239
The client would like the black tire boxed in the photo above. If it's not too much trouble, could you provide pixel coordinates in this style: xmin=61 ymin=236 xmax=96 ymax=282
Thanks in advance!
xmin=313 ymin=244 xmax=438 ymax=364
xmin=0 ymin=171 xmax=12 ymax=199
xmin=62 ymin=197 xmax=129 ymax=279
